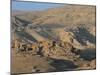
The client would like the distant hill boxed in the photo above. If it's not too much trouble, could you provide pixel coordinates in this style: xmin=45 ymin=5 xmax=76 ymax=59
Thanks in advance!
xmin=31 ymin=5 xmax=95 ymax=27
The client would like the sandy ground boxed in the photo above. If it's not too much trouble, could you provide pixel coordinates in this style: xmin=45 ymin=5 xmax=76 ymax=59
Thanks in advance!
xmin=11 ymin=46 xmax=96 ymax=74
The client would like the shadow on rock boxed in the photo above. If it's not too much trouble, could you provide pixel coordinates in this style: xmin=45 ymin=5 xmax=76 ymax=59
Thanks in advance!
xmin=70 ymin=26 xmax=96 ymax=45
xmin=49 ymin=59 xmax=78 ymax=71
xmin=79 ymin=48 xmax=96 ymax=61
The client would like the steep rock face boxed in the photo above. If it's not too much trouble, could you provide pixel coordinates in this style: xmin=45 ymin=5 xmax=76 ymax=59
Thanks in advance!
xmin=55 ymin=29 xmax=75 ymax=45
xmin=53 ymin=29 xmax=82 ymax=48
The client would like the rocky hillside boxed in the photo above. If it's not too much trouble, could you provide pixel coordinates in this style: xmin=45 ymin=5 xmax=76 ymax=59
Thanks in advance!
xmin=11 ymin=5 xmax=96 ymax=74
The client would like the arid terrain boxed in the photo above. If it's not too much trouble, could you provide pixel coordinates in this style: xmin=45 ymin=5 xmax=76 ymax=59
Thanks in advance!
xmin=11 ymin=4 xmax=96 ymax=74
